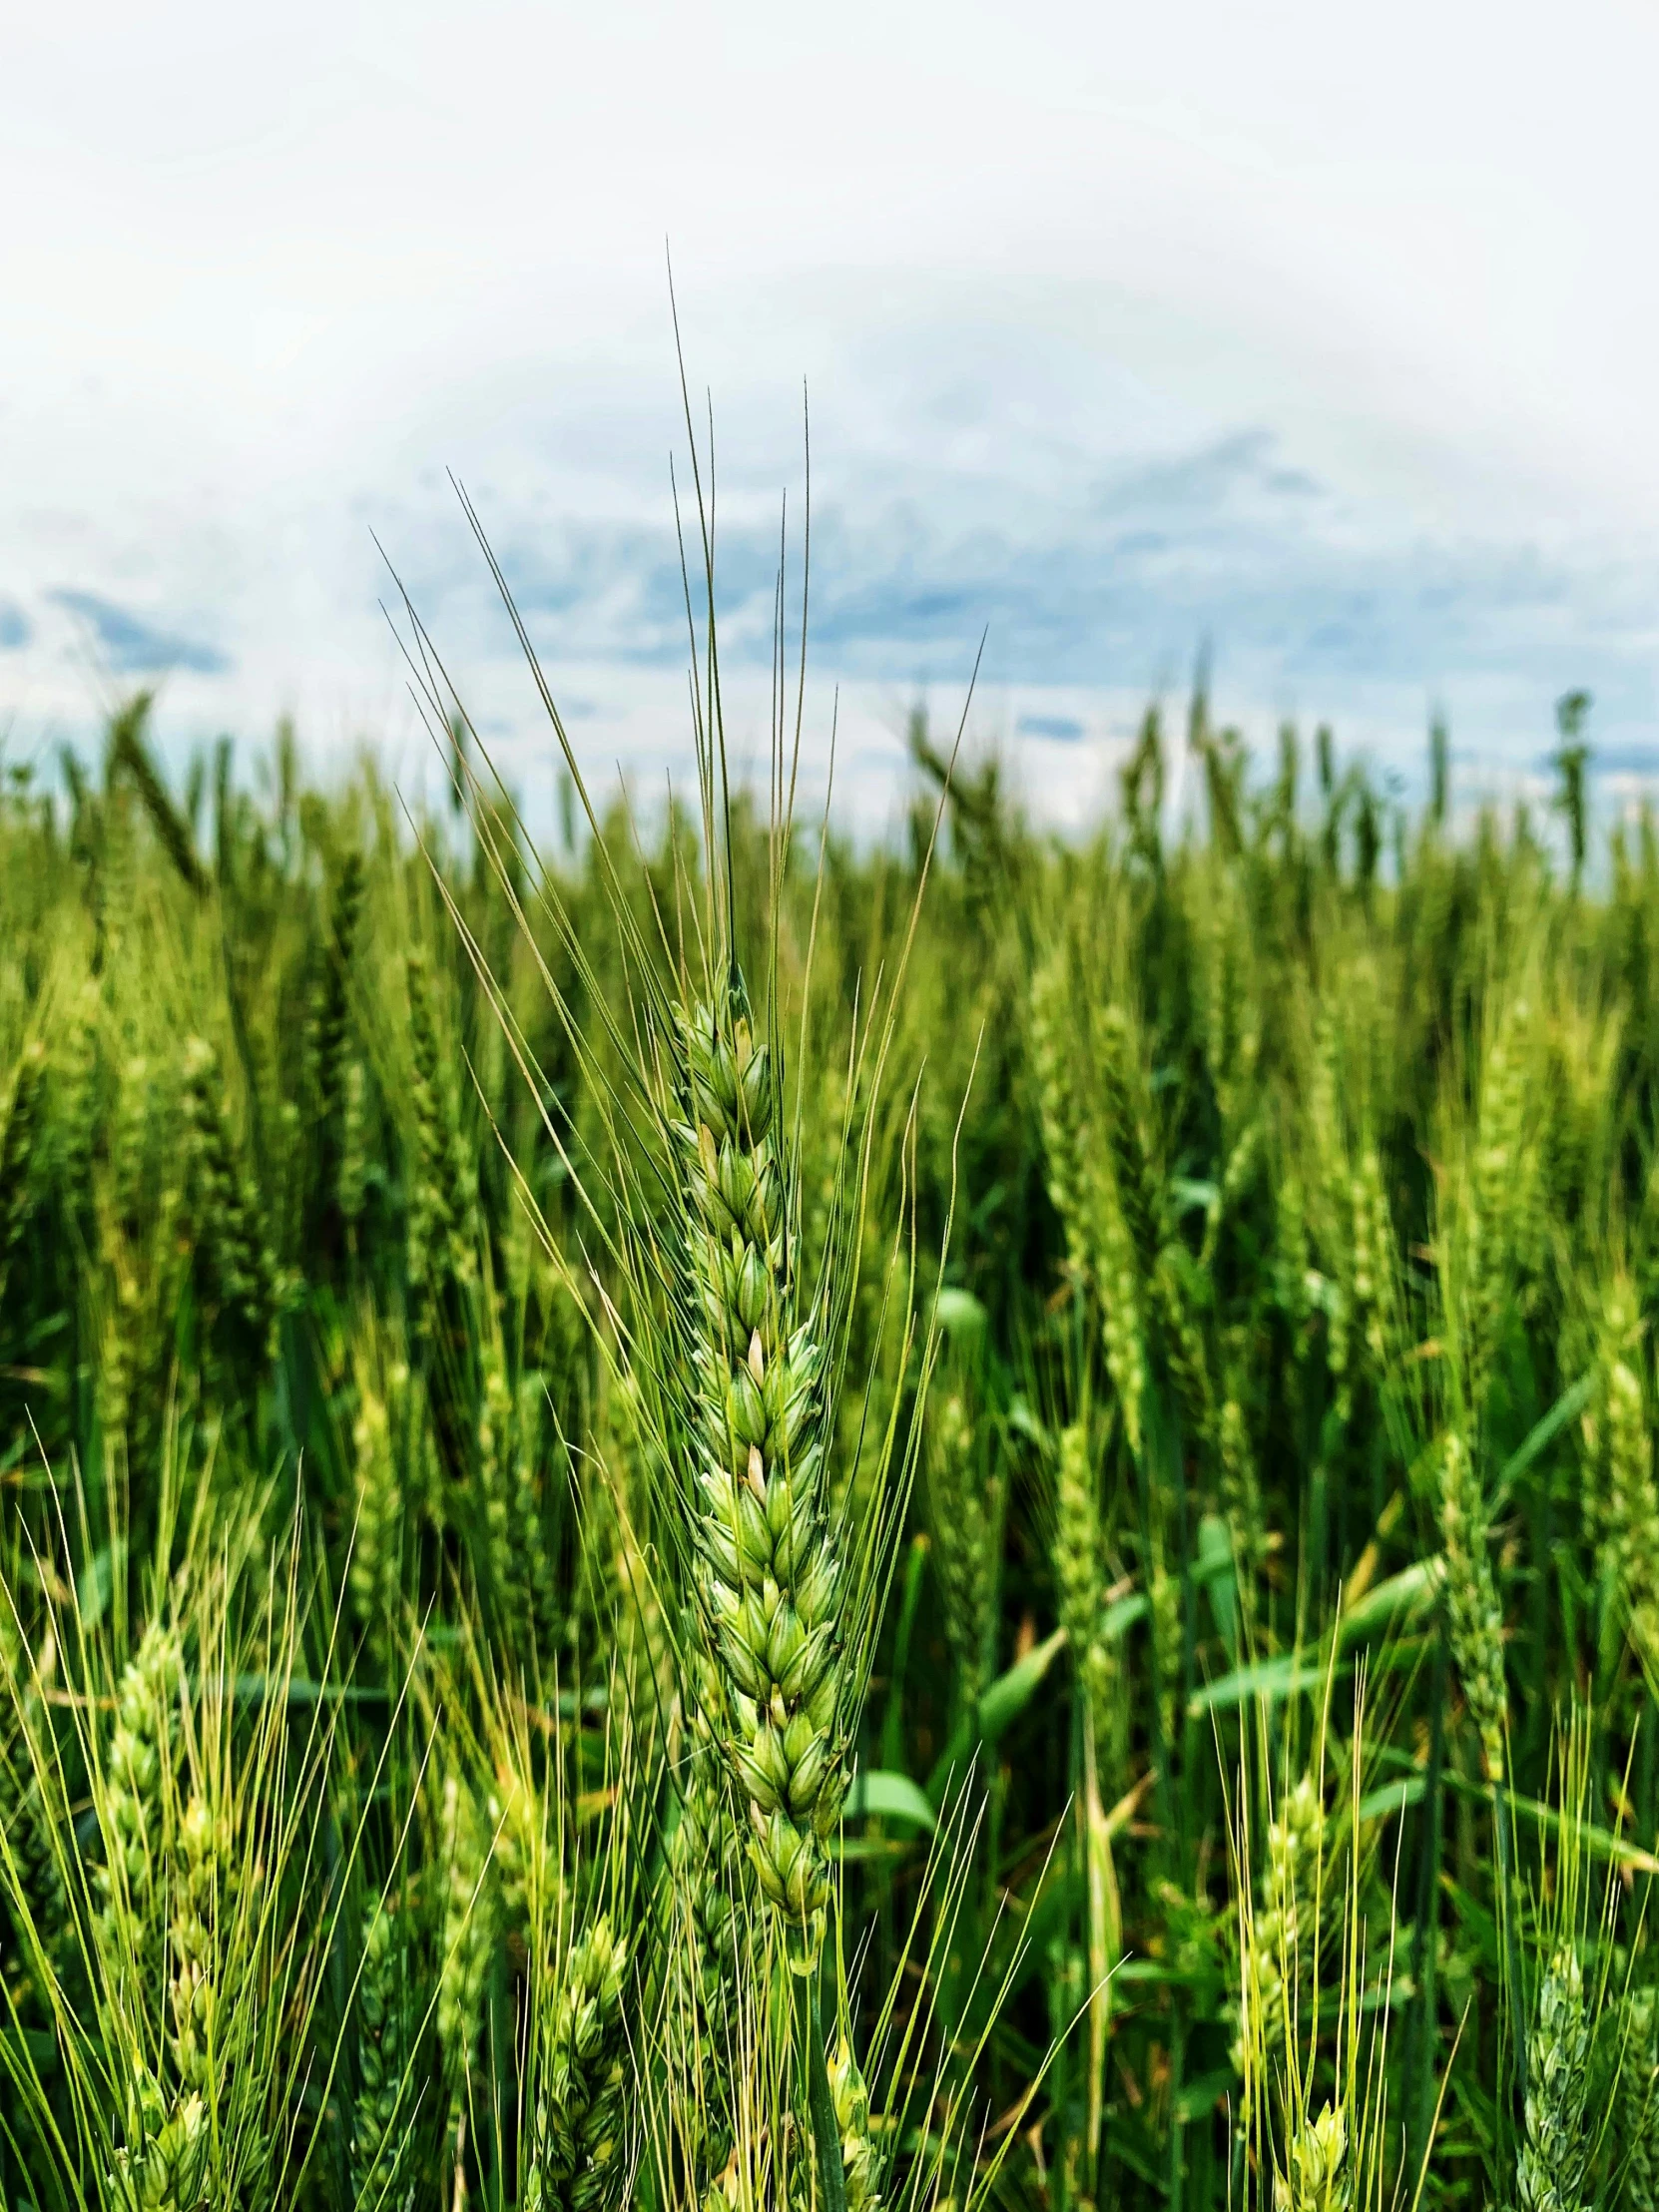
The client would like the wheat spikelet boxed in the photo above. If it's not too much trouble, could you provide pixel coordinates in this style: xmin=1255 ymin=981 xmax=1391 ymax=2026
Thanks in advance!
xmin=513 ymin=1369 xmax=563 ymax=1664
xmin=827 ymin=2039 xmax=883 ymax=2212
xmin=0 ymin=1038 xmax=45 ymax=1299
xmin=0 ymin=1603 xmax=69 ymax=2006
xmin=1234 ymin=1771 xmax=1329 ymax=2071
xmin=1053 ymin=1422 xmax=1118 ymax=1755
xmin=1307 ymin=1009 xmax=1343 ymax=1214
xmin=1540 ymin=992 xmax=1623 ymax=1232
xmin=1274 ymin=1166 xmax=1313 ymax=1335
xmin=339 ymin=1057 xmax=370 ymax=1231
xmin=405 ymin=948 xmax=477 ymax=1323
xmin=1193 ymin=865 xmax=1260 ymax=1138
xmin=1121 ymin=703 xmax=1166 ymax=860
xmin=465 ymin=1300 xmax=561 ymax=1670
xmin=167 ymin=1791 xmax=232 ymax=2097
xmin=1580 ymin=1285 xmax=1659 ymax=1659
xmin=91 ymin=1047 xmax=190 ymax=1480
xmin=1031 ymin=945 xmax=1086 ymax=1249
xmin=1602 ymin=1344 xmax=1659 ymax=1653
xmin=1031 ymin=949 xmax=1147 ymax=1452
xmin=96 ymin=1621 xmax=185 ymax=1980
xmin=1094 ymin=1005 xmax=1163 ymax=1282
xmin=97 ymin=778 xmax=139 ymax=970
xmin=1326 ymin=1281 xmax=1353 ymax=1417
xmin=437 ymin=1770 xmax=496 ymax=2108
xmin=660 ymin=1681 xmax=743 ymax=2194
xmin=310 ymin=850 xmax=364 ymax=1130
xmin=1146 ymin=1542 xmax=1183 ymax=1753
xmin=351 ymin=1898 xmax=421 ymax=2212
xmin=485 ymin=1746 xmax=563 ymax=1956
xmin=180 ymin=1036 xmax=278 ymax=1363
xmin=1465 ymin=997 xmax=1539 ymax=1399
xmin=1218 ymin=1371 xmax=1267 ymax=1604
xmin=112 ymin=1050 xmax=155 ymax=1238
xmin=1153 ymin=1248 xmax=1216 ymax=1453
xmin=670 ymin=981 xmax=849 ymax=1965
xmin=107 ymin=2081 xmax=210 ymax=2212
xmin=476 ymin=1321 xmax=523 ymax=1634
xmin=1347 ymin=1146 xmax=1396 ymax=1387
xmin=523 ymin=1918 xmax=631 ymax=2212
xmin=588 ymin=1374 xmax=673 ymax=1713
xmin=302 ymin=846 xmax=366 ymax=1243
xmin=347 ymin=1327 xmax=407 ymax=1658
xmin=55 ymin=979 xmax=102 ymax=1222
xmin=1617 ymin=1989 xmax=1659 ymax=2212
xmin=1205 ymin=1114 xmax=1264 ymax=1272
xmin=107 ymin=694 xmax=208 ymax=899
xmin=79 ymin=1566 xmax=330 ymax=2212
xmin=1274 ymin=2102 xmax=1350 ymax=2212
xmin=1092 ymin=1196 xmax=1148 ymax=1459
xmin=1437 ymin=1430 xmax=1507 ymax=1783
xmin=1515 ymin=1945 xmax=1593 ymax=2212
xmin=924 ymin=1384 xmax=1001 ymax=1713
xmin=1098 ymin=1001 xmax=1206 ymax=1458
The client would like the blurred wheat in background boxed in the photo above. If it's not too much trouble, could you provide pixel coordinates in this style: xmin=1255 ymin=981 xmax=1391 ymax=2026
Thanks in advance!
xmin=4 ymin=620 xmax=1659 ymax=2212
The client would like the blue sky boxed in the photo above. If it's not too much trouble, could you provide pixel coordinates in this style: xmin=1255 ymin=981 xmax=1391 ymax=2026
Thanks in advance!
xmin=4 ymin=0 xmax=1659 ymax=832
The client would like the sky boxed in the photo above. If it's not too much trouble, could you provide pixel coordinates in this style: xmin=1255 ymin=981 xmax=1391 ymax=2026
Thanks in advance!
xmin=4 ymin=0 xmax=1659 ymax=834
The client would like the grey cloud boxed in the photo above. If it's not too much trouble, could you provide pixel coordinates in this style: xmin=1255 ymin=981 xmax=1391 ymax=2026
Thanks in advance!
xmin=1017 ymin=714 xmax=1086 ymax=740
xmin=466 ymin=482 xmax=1634 ymax=711
xmin=1091 ymin=430 xmax=1323 ymax=519
xmin=46 ymin=589 xmax=231 ymax=676
xmin=0 ymin=601 xmax=30 ymax=650
xmin=1589 ymin=743 xmax=1659 ymax=774
xmin=385 ymin=417 xmax=1659 ymax=779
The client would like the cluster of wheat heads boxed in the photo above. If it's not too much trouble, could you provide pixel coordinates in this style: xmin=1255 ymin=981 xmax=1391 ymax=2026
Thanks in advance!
xmin=8 ymin=656 xmax=1659 ymax=2211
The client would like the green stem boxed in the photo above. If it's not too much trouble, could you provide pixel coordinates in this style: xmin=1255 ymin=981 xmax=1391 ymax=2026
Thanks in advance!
xmin=1407 ymin=1610 xmax=1447 ymax=2181
xmin=800 ymin=1970 xmax=846 ymax=2212
xmin=1494 ymin=1772 xmax=1527 ymax=2105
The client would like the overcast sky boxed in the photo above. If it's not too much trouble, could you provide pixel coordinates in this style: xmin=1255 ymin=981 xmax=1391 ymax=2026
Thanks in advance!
xmin=4 ymin=0 xmax=1657 ymax=829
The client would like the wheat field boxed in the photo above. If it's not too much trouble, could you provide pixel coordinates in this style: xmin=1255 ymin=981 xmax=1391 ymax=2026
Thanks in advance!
xmin=0 ymin=658 xmax=1655 ymax=2212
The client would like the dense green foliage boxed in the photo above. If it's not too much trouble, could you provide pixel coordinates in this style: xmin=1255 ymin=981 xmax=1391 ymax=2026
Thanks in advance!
xmin=2 ymin=683 xmax=1659 ymax=2212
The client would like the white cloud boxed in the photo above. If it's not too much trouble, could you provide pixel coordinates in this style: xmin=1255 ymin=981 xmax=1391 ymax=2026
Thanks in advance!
xmin=4 ymin=0 xmax=1659 ymax=817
